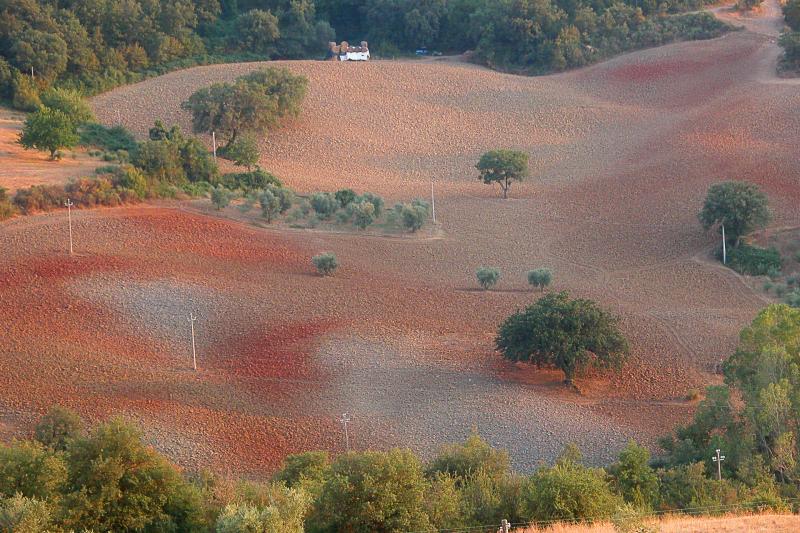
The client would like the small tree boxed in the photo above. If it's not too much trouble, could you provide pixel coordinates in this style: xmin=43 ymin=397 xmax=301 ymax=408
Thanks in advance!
xmin=312 ymin=252 xmax=338 ymax=276
xmin=18 ymin=107 xmax=78 ymax=160
xmin=34 ymin=406 xmax=84 ymax=452
xmin=310 ymin=192 xmax=338 ymax=218
xmin=476 ymin=267 xmax=500 ymax=290
xmin=476 ymin=149 xmax=529 ymax=198
xmin=352 ymin=201 xmax=376 ymax=229
xmin=699 ymin=181 xmax=771 ymax=247
xmin=335 ymin=189 xmax=357 ymax=208
xmin=225 ymin=135 xmax=260 ymax=170
xmin=527 ymin=268 xmax=553 ymax=292
xmin=496 ymin=291 xmax=629 ymax=385
xmin=259 ymin=189 xmax=281 ymax=222
xmin=211 ymin=187 xmax=233 ymax=210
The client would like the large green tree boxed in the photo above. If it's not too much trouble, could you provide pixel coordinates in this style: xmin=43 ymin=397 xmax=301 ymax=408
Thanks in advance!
xmin=18 ymin=107 xmax=79 ymax=160
xmin=699 ymin=181 xmax=771 ymax=246
xmin=476 ymin=149 xmax=529 ymax=198
xmin=495 ymin=291 xmax=629 ymax=384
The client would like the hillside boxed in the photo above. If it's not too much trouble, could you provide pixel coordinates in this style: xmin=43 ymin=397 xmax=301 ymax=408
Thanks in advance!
xmin=0 ymin=1 xmax=797 ymax=478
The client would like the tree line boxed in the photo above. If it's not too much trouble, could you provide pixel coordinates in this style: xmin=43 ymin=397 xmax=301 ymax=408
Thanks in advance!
xmin=0 ymin=0 xmax=732 ymax=111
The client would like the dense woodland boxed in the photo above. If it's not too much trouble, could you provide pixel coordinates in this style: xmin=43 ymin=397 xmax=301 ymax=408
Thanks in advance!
xmin=0 ymin=0 xmax=730 ymax=109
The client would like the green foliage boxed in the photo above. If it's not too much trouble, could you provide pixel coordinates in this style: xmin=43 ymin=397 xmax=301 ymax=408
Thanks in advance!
xmin=11 ymin=73 xmax=40 ymax=111
xmin=133 ymin=139 xmax=187 ymax=184
xmin=525 ymin=444 xmax=621 ymax=522
xmin=780 ymin=31 xmax=800 ymax=71
xmin=182 ymin=67 xmax=308 ymax=147
xmin=111 ymin=165 xmax=148 ymax=199
xmin=476 ymin=149 xmax=529 ymax=198
xmin=527 ymin=268 xmax=553 ymax=291
xmin=216 ymin=486 xmax=309 ymax=533
xmin=0 ymin=494 xmax=53 ymax=533
xmin=0 ymin=441 xmax=67 ymax=500
xmin=211 ymin=186 xmax=233 ymax=210
xmin=61 ymin=417 xmax=189 ymax=532
xmin=222 ymin=169 xmax=282 ymax=191
xmin=787 ymin=0 xmax=800 ymax=31
xmin=18 ymin=107 xmax=79 ymax=159
xmin=308 ymin=449 xmax=431 ymax=532
xmin=352 ymin=201 xmax=376 ymax=229
xmin=259 ymin=189 xmax=281 ymax=222
xmin=312 ymin=252 xmax=338 ymax=276
xmin=785 ymin=289 xmax=800 ymax=308
xmin=398 ymin=199 xmax=428 ymax=232
xmin=335 ymin=189 xmax=357 ymax=208
xmin=737 ymin=0 xmax=762 ymax=11
xmin=699 ymin=181 xmax=771 ymax=246
xmin=40 ymin=88 xmax=94 ymax=127
xmin=658 ymin=462 xmax=738 ymax=512
xmin=476 ymin=267 xmax=500 ymax=290
xmin=34 ymin=407 xmax=84 ymax=452
xmin=608 ymin=441 xmax=659 ymax=509
xmin=727 ymin=245 xmax=782 ymax=276
xmin=79 ymin=123 xmax=138 ymax=153
xmin=223 ymin=134 xmax=260 ymax=170
xmin=496 ymin=291 xmax=629 ymax=384
xmin=310 ymin=192 xmax=338 ymax=218
xmin=12 ymin=184 xmax=67 ymax=214
xmin=274 ymin=451 xmax=330 ymax=496
xmin=427 ymin=431 xmax=510 ymax=483
xmin=235 ymin=10 xmax=281 ymax=55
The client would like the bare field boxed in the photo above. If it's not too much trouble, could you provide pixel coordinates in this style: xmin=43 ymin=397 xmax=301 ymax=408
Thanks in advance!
xmin=519 ymin=512 xmax=800 ymax=532
xmin=1 ymin=4 xmax=799 ymax=475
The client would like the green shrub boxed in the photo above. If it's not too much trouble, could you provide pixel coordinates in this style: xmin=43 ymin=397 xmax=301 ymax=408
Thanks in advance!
xmin=259 ymin=189 xmax=281 ymax=222
xmin=310 ymin=192 xmax=338 ymax=218
xmin=221 ymin=170 xmax=281 ymax=191
xmin=211 ymin=187 xmax=234 ymax=210
xmin=79 ymin=123 xmax=137 ymax=153
xmin=527 ymin=268 xmax=553 ymax=291
xmin=335 ymin=188 xmax=357 ymax=208
xmin=352 ymin=201 xmax=376 ymax=229
xmin=0 ymin=494 xmax=54 ymax=532
xmin=11 ymin=73 xmax=41 ymax=111
xmin=312 ymin=252 xmax=338 ymax=276
xmin=476 ymin=267 xmax=500 ymax=290
xmin=399 ymin=201 xmax=428 ymax=232
xmin=40 ymin=88 xmax=93 ymax=126
xmin=34 ymin=407 xmax=84 ymax=452
xmin=785 ymin=289 xmax=800 ymax=308
xmin=222 ymin=134 xmax=260 ymax=170
xmin=774 ymin=283 xmax=788 ymax=298
xmin=266 ymin=184 xmax=294 ymax=213
xmin=65 ymin=177 xmax=123 ymax=207
xmin=359 ymin=192 xmax=385 ymax=217
xmin=727 ymin=245 xmax=782 ymax=276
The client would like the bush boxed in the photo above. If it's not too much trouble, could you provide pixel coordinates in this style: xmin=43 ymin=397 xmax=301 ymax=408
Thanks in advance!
xmin=399 ymin=201 xmax=428 ymax=232
xmin=223 ymin=134 xmax=260 ymax=170
xmin=352 ymin=201 xmax=376 ymax=229
xmin=785 ymin=289 xmax=800 ymax=308
xmin=727 ymin=244 xmax=782 ymax=276
xmin=259 ymin=189 xmax=281 ymax=222
xmin=13 ymin=184 xmax=67 ymax=214
xmin=266 ymin=184 xmax=294 ymax=213
xmin=0 ymin=494 xmax=54 ymax=533
xmin=527 ymin=268 xmax=553 ymax=291
xmin=525 ymin=444 xmax=621 ymax=522
xmin=79 ymin=123 xmax=137 ymax=153
xmin=221 ymin=170 xmax=281 ymax=191
xmin=111 ymin=165 xmax=148 ymax=199
xmin=211 ymin=187 xmax=234 ymax=210
xmin=359 ymin=192 xmax=385 ymax=217
xmin=335 ymin=188 xmax=357 ymax=208
xmin=65 ymin=177 xmax=122 ymax=207
xmin=0 ymin=187 xmax=15 ymax=220
xmin=312 ymin=252 xmax=338 ymax=276
xmin=11 ymin=73 xmax=41 ymax=111
xmin=310 ymin=192 xmax=338 ymax=218
xmin=476 ymin=267 xmax=500 ymax=290
xmin=34 ymin=407 xmax=84 ymax=452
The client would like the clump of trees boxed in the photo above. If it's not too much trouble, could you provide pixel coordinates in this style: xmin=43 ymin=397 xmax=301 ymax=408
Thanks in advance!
xmin=781 ymin=0 xmax=800 ymax=71
xmin=182 ymin=67 xmax=308 ymax=149
xmin=312 ymin=252 xmax=338 ymax=276
xmin=528 ymin=268 xmax=553 ymax=291
xmin=476 ymin=149 xmax=528 ymax=199
xmin=496 ymin=291 xmax=629 ymax=385
xmin=476 ymin=267 xmax=501 ymax=290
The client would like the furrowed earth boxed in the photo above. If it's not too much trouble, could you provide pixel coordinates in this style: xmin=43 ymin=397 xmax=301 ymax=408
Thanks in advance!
xmin=2 ymin=2 xmax=799 ymax=475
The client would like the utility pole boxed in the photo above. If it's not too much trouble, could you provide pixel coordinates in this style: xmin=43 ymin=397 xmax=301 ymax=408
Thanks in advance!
xmin=187 ymin=313 xmax=198 ymax=371
xmin=721 ymin=224 xmax=727 ymax=265
xmin=64 ymin=199 xmax=74 ymax=255
xmin=430 ymin=180 xmax=436 ymax=224
xmin=116 ymin=109 xmax=121 ymax=125
xmin=712 ymin=448 xmax=725 ymax=480
xmin=30 ymin=66 xmax=34 ymax=81
xmin=338 ymin=413 xmax=351 ymax=452
xmin=212 ymin=132 xmax=217 ymax=162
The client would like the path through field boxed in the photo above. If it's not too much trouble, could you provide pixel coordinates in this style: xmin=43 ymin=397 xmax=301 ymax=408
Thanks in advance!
xmin=1 ymin=3 xmax=798 ymax=473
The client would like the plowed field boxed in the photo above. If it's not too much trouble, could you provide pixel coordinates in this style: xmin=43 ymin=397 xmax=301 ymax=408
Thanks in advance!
xmin=1 ymin=2 xmax=798 ymax=475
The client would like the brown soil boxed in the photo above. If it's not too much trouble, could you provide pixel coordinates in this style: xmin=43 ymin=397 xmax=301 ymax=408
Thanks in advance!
xmin=1 ymin=4 xmax=798 ymax=476
xmin=0 ymin=108 xmax=102 ymax=192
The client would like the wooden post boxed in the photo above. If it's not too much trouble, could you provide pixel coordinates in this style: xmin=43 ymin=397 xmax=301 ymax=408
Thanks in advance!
xmin=721 ymin=224 xmax=727 ymax=265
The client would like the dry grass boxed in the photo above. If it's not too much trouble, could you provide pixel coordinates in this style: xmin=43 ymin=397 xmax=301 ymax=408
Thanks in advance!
xmin=518 ymin=512 xmax=800 ymax=532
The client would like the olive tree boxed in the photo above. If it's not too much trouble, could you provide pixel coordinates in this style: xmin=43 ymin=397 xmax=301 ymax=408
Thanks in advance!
xmin=312 ymin=252 xmax=338 ymax=276
xmin=527 ymin=268 xmax=553 ymax=292
xmin=476 ymin=149 xmax=529 ymax=198
xmin=476 ymin=267 xmax=500 ymax=290
xmin=224 ymin=134 xmax=260 ymax=170
xmin=211 ymin=187 xmax=234 ymax=210
xmin=260 ymin=189 xmax=281 ymax=222
xmin=496 ymin=291 xmax=629 ymax=385
xmin=699 ymin=181 xmax=771 ymax=246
